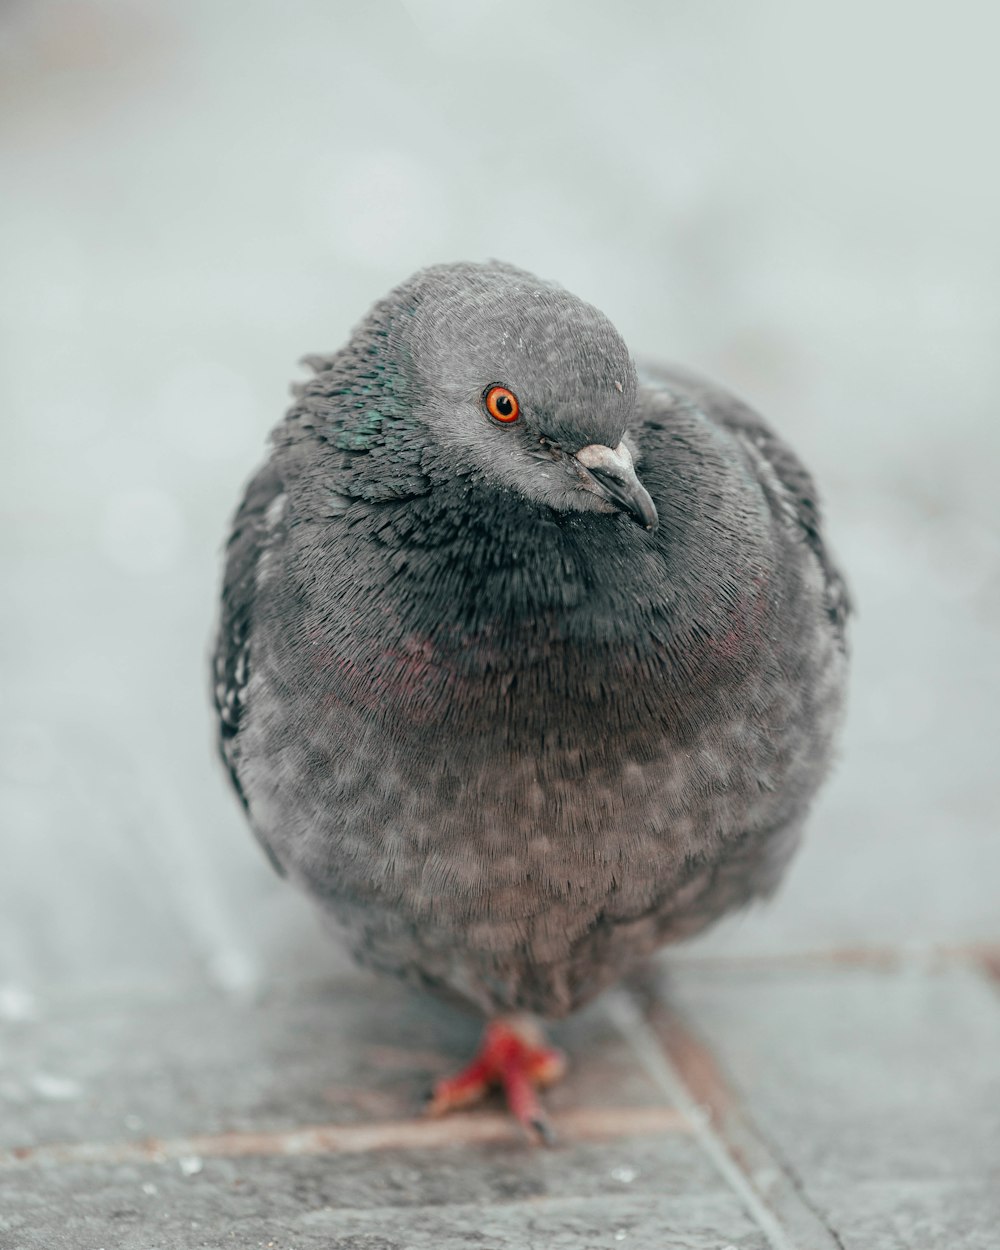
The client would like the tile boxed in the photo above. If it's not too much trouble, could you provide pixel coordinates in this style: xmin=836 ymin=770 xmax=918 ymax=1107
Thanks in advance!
xmin=665 ymin=964 xmax=1000 ymax=1185
xmin=0 ymin=976 xmax=776 ymax=1249
xmin=0 ymin=977 xmax=693 ymax=1153
xmin=0 ymin=1161 xmax=770 ymax=1250
xmin=812 ymin=1179 xmax=1000 ymax=1250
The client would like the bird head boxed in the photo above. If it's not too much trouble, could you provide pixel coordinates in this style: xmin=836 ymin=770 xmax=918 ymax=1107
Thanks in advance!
xmin=392 ymin=262 xmax=658 ymax=532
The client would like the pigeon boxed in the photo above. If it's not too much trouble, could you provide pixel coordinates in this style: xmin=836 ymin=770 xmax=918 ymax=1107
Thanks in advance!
xmin=213 ymin=261 xmax=850 ymax=1141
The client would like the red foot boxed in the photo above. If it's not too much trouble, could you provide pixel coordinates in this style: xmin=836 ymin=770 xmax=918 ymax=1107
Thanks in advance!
xmin=426 ymin=1016 xmax=567 ymax=1143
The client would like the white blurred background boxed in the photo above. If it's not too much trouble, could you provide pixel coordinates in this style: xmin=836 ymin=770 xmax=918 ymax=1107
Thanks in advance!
xmin=1 ymin=0 xmax=998 ymax=1005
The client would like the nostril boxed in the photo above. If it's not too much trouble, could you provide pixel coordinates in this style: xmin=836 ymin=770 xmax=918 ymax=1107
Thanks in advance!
xmin=573 ymin=443 xmax=658 ymax=532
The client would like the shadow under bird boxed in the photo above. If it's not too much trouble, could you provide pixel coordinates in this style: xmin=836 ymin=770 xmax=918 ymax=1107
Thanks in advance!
xmin=213 ymin=261 xmax=850 ymax=1142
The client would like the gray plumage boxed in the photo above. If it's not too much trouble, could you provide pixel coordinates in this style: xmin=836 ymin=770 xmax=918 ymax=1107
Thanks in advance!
xmin=213 ymin=261 xmax=850 ymax=1018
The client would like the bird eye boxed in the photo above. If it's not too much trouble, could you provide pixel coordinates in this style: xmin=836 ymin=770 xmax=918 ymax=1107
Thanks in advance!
xmin=484 ymin=385 xmax=520 ymax=424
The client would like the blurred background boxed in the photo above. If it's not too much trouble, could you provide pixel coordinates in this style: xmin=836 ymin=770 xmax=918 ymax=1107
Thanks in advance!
xmin=2 ymin=0 xmax=998 ymax=1010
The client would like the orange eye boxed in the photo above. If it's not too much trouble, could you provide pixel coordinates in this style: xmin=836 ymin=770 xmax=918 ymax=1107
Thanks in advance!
xmin=484 ymin=384 xmax=520 ymax=424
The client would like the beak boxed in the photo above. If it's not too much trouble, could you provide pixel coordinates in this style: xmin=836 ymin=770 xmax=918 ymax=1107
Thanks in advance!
xmin=574 ymin=441 xmax=659 ymax=533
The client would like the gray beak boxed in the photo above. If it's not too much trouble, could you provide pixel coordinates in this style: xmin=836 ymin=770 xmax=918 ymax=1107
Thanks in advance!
xmin=574 ymin=441 xmax=659 ymax=533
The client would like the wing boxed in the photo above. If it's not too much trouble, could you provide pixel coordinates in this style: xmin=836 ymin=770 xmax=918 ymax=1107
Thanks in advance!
xmin=639 ymin=362 xmax=852 ymax=640
xmin=212 ymin=459 xmax=288 ymax=875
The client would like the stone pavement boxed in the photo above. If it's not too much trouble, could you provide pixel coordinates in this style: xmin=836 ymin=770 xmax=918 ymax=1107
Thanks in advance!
xmin=3 ymin=2 xmax=1000 ymax=1246
xmin=2 ymin=947 xmax=999 ymax=1249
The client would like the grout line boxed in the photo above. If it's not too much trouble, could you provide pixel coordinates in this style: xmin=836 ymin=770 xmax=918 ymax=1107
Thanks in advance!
xmin=0 ymin=1105 xmax=690 ymax=1169
xmin=974 ymin=948 xmax=1000 ymax=985
xmin=606 ymin=989 xmax=798 ymax=1250
xmin=651 ymin=999 xmax=845 ymax=1250
xmin=669 ymin=942 xmax=1000 ymax=974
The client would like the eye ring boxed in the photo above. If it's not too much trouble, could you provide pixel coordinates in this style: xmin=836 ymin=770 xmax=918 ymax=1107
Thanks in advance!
xmin=483 ymin=384 xmax=520 ymax=424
